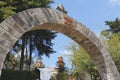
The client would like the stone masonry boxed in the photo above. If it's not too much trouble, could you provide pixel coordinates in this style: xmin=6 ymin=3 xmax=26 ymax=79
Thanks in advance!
xmin=0 ymin=8 xmax=120 ymax=80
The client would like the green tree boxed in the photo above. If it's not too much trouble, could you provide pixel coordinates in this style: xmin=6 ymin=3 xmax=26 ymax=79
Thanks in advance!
xmin=56 ymin=71 xmax=68 ymax=80
xmin=0 ymin=1 xmax=15 ymax=22
xmin=0 ymin=0 xmax=54 ymax=22
xmin=105 ymin=18 xmax=120 ymax=33
xmin=101 ymin=18 xmax=120 ymax=38
xmin=0 ymin=0 xmax=56 ymax=70
xmin=67 ymin=43 xmax=101 ymax=80
xmin=4 ymin=52 xmax=20 ymax=70
xmin=13 ymin=29 xmax=56 ymax=70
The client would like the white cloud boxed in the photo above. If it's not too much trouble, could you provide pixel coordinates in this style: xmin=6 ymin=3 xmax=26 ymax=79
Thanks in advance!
xmin=59 ymin=50 xmax=72 ymax=56
xmin=109 ymin=0 xmax=120 ymax=5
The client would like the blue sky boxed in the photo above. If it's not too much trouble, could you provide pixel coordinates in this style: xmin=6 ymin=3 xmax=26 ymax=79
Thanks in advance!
xmin=42 ymin=0 xmax=120 ymax=67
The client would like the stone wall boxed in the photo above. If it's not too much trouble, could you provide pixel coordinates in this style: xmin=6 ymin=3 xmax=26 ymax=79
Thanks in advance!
xmin=0 ymin=8 xmax=119 ymax=80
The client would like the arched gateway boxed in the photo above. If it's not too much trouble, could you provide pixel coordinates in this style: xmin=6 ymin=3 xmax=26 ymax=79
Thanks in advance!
xmin=0 ymin=8 xmax=119 ymax=80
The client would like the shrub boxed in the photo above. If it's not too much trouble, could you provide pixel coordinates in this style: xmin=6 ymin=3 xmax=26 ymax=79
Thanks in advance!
xmin=0 ymin=69 xmax=37 ymax=80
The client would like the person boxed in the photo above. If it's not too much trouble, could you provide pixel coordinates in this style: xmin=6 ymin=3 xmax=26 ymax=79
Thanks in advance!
xmin=34 ymin=59 xmax=43 ymax=80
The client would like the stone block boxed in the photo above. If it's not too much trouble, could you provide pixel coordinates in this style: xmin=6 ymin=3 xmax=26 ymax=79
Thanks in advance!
xmin=1 ymin=31 xmax=17 ymax=44
xmin=0 ymin=21 xmax=15 ymax=35
xmin=6 ymin=17 xmax=26 ymax=34
xmin=87 ymin=31 xmax=98 ymax=42
xmin=41 ymin=8 xmax=55 ymax=23
xmin=0 ymin=45 xmax=9 ymax=54
xmin=25 ymin=8 xmax=45 ymax=25
xmin=12 ymin=13 xmax=31 ymax=31
xmin=0 ymin=26 xmax=4 ymax=34
xmin=0 ymin=36 xmax=7 ymax=46
xmin=0 ymin=21 xmax=21 ymax=39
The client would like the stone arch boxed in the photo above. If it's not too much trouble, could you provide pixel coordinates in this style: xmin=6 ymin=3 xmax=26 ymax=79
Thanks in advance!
xmin=0 ymin=8 xmax=119 ymax=80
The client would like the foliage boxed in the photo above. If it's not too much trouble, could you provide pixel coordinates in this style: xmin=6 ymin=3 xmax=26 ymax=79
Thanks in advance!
xmin=0 ymin=69 xmax=36 ymax=80
xmin=4 ymin=51 xmax=35 ymax=70
xmin=11 ymin=29 xmax=57 ymax=70
xmin=56 ymin=70 xmax=68 ymax=80
xmin=0 ymin=6 xmax=15 ymax=21
xmin=67 ymin=43 xmax=101 ymax=80
xmin=0 ymin=0 xmax=54 ymax=22
xmin=18 ymin=30 xmax=57 ymax=57
xmin=101 ymin=18 xmax=120 ymax=38
xmin=105 ymin=18 xmax=120 ymax=33
xmin=4 ymin=52 xmax=19 ymax=70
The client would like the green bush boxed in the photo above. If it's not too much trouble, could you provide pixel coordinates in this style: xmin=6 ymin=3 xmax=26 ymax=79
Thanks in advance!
xmin=0 ymin=69 xmax=37 ymax=80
